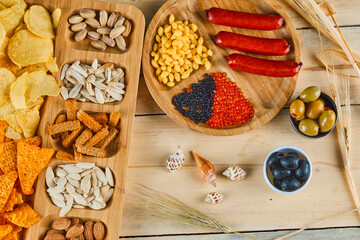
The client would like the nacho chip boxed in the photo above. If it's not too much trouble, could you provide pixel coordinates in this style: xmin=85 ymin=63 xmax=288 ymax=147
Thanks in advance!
xmin=0 ymin=54 xmax=18 ymax=74
xmin=4 ymin=203 xmax=40 ymax=228
xmin=45 ymin=57 xmax=58 ymax=73
xmin=27 ymin=71 xmax=60 ymax=102
xmin=0 ymin=171 xmax=17 ymax=211
xmin=52 ymin=8 xmax=61 ymax=29
xmin=15 ymin=109 xmax=40 ymax=138
xmin=9 ymin=73 xmax=27 ymax=110
xmin=0 ymin=224 xmax=13 ymax=238
xmin=3 ymin=113 xmax=21 ymax=133
xmin=0 ymin=68 xmax=16 ymax=96
xmin=0 ymin=120 xmax=6 ymax=143
xmin=2 ymin=188 xmax=22 ymax=212
xmin=0 ymin=141 xmax=16 ymax=173
xmin=25 ymin=5 xmax=54 ymax=39
xmin=14 ymin=136 xmax=41 ymax=147
xmin=7 ymin=30 xmax=53 ymax=67
xmin=0 ymin=22 xmax=5 ymax=49
xmin=2 ymin=231 xmax=19 ymax=240
xmin=4 ymin=126 xmax=22 ymax=140
xmin=15 ymin=63 xmax=47 ymax=77
xmin=17 ymin=142 xmax=54 ymax=194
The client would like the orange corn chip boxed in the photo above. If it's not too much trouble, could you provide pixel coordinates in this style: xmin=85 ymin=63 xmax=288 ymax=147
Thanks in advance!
xmin=75 ymin=128 xmax=93 ymax=145
xmin=0 ymin=214 xmax=7 ymax=225
xmin=2 ymin=231 xmax=19 ymax=240
xmin=0 ymin=171 xmax=17 ymax=212
xmin=65 ymin=99 xmax=78 ymax=121
xmin=84 ymin=127 xmax=109 ymax=147
xmin=77 ymin=110 xmax=102 ymax=132
xmin=108 ymin=111 xmax=121 ymax=128
xmin=90 ymin=113 xmax=109 ymax=124
xmin=73 ymin=146 xmax=82 ymax=162
xmin=14 ymin=136 xmax=41 ymax=147
xmin=2 ymin=189 xmax=23 ymax=212
xmin=55 ymin=151 xmax=74 ymax=161
xmin=52 ymin=114 xmax=67 ymax=139
xmin=17 ymin=142 xmax=55 ymax=195
xmin=0 ymin=142 xmax=16 ymax=173
xmin=4 ymin=203 xmax=41 ymax=228
xmin=0 ymin=121 xmax=6 ymax=143
xmin=0 ymin=224 xmax=13 ymax=238
xmin=4 ymin=138 xmax=11 ymax=142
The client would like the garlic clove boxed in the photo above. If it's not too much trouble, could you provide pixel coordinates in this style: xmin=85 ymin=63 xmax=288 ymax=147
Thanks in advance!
xmin=191 ymin=151 xmax=216 ymax=187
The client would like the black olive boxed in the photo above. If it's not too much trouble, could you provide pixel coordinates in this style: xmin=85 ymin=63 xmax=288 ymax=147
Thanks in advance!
xmin=281 ymin=176 xmax=302 ymax=191
xmin=295 ymin=159 xmax=311 ymax=181
xmin=273 ymin=178 xmax=282 ymax=189
xmin=268 ymin=153 xmax=280 ymax=171
xmin=272 ymin=167 xmax=291 ymax=180
xmin=286 ymin=152 xmax=299 ymax=158
xmin=276 ymin=152 xmax=284 ymax=158
xmin=280 ymin=155 xmax=300 ymax=170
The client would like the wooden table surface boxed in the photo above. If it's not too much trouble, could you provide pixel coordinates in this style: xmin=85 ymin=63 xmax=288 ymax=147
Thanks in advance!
xmin=101 ymin=0 xmax=360 ymax=239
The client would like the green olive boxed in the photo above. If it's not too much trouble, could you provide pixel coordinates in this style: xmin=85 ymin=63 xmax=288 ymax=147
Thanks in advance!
xmin=319 ymin=110 xmax=336 ymax=133
xmin=306 ymin=100 xmax=324 ymax=119
xmin=296 ymin=114 xmax=306 ymax=121
xmin=317 ymin=98 xmax=326 ymax=106
xmin=290 ymin=99 xmax=305 ymax=119
xmin=299 ymin=119 xmax=319 ymax=136
xmin=300 ymin=86 xmax=321 ymax=103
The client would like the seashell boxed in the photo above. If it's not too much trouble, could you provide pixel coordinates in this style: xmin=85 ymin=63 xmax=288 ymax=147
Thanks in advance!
xmin=91 ymin=40 xmax=107 ymax=50
xmin=85 ymin=18 xmax=100 ymax=28
xmin=87 ymin=31 xmax=100 ymax=41
xmin=71 ymin=22 xmax=87 ymax=32
xmin=115 ymin=35 xmax=126 ymax=51
xmin=107 ymin=12 xmax=118 ymax=28
xmin=101 ymin=35 xmax=116 ymax=47
xmin=61 ymin=64 xmax=69 ymax=80
xmin=205 ymin=192 xmax=223 ymax=204
xmin=109 ymin=25 xmax=125 ymax=39
xmin=191 ymin=151 xmax=216 ymax=187
xmin=69 ymin=15 xmax=84 ymax=24
xmin=223 ymin=166 xmax=246 ymax=181
xmin=94 ymin=87 xmax=105 ymax=104
xmin=105 ymin=167 xmax=114 ymax=187
xmin=62 ymin=164 xmax=83 ymax=173
xmin=55 ymin=168 xmax=67 ymax=177
xmin=103 ymin=188 xmax=114 ymax=203
xmin=69 ymin=84 xmax=82 ymax=99
xmin=122 ymin=19 xmax=132 ymax=37
xmin=51 ymin=197 xmax=66 ymax=208
xmin=60 ymin=86 xmax=69 ymax=100
xmin=46 ymin=167 xmax=55 ymax=188
xmin=60 ymin=197 xmax=73 ymax=217
xmin=79 ymin=8 xmax=96 ymax=19
xmin=114 ymin=17 xmax=125 ymax=27
xmin=76 ymin=162 xmax=95 ymax=169
xmin=93 ymin=167 xmax=107 ymax=184
xmin=166 ymin=146 xmax=185 ymax=172
xmin=74 ymin=29 xmax=87 ymax=42
xmin=99 ymin=10 xmax=108 ymax=26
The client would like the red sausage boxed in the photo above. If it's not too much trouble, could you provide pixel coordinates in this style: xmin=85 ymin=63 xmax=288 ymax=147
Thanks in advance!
xmin=215 ymin=31 xmax=290 ymax=55
xmin=206 ymin=7 xmax=284 ymax=30
xmin=227 ymin=54 xmax=302 ymax=77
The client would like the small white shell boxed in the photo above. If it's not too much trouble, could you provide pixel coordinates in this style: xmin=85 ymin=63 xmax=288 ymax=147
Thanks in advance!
xmin=222 ymin=166 xmax=246 ymax=181
xmin=205 ymin=192 xmax=223 ymax=204
xmin=166 ymin=146 xmax=185 ymax=172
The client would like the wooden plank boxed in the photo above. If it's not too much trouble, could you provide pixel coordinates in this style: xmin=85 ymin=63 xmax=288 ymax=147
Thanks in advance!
xmin=120 ymin=227 xmax=360 ymax=239
xmin=120 ymin=106 xmax=360 ymax=236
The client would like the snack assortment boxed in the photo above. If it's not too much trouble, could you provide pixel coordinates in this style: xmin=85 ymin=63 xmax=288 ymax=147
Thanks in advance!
xmin=60 ymin=59 xmax=126 ymax=104
xmin=290 ymin=86 xmax=337 ymax=136
xmin=68 ymin=8 xmax=132 ymax=51
xmin=46 ymin=163 xmax=114 ymax=216
xmin=150 ymin=15 xmax=212 ymax=87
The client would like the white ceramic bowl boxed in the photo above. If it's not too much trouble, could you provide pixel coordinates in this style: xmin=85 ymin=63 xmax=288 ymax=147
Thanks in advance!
xmin=263 ymin=145 xmax=312 ymax=194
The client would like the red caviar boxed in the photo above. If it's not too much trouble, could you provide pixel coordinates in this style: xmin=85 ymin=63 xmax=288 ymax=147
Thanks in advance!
xmin=206 ymin=73 xmax=254 ymax=128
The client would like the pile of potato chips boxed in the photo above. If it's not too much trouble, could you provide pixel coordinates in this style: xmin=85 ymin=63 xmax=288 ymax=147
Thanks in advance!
xmin=0 ymin=0 xmax=61 ymax=140
xmin=0 ymin=120 xmax=55 ymax=239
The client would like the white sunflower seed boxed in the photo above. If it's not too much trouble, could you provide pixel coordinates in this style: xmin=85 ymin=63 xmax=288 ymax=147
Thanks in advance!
xmin=60 ymin=86 xmax=69 ymax=100
xmin=61 ymin=64 xmax=69 ymax=80
xmin=94 ymin=87 xmax=105 ymax=104
xmin=69 ymin=84 xmax=82 ymax=98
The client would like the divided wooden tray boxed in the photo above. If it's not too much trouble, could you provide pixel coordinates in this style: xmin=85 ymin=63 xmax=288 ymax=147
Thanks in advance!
xmin=142 ymin=0 xmax=301 ymax=136
xmin=23 ymin=0 xmax=145 ymax=239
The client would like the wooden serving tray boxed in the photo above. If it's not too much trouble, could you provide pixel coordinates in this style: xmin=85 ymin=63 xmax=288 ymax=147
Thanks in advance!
xmin=142 ymin=0 xmax=301 ymax=136
xmin=23 ymin=0 xmax=145 ymax=239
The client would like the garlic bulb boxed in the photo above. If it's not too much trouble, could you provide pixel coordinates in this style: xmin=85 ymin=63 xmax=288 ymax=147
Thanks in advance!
xmin=166 ymin=146 xmax=185 ymax=172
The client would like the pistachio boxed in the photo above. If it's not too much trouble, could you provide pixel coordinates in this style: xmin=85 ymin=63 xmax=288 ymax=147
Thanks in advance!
xmin=85 ymin=18 xmax=100 ymax=28
xmin=101 ymin=35 xmax=115 ymax=47
xmin=114 ymin=17 xmax=125 ymax=27
xmin=74 ymin=29 xmax=87 ymax=42
xmin=96 ymin=26 xmax=111 ymax=35
xmin=115 ymin=35 xmax=126 ymax=51
xmin=107 ymin=12 xmax=118 ymax=28
xmin=122 ymin=19 xmax=132 ymax=37
xmin=99 ymin=10 xmax=108 ymax=26
xmin=87 ymin=31 xmax=100 ymax=41
xmin=91 ymin=40 xmax=107 ymax=50
xmin=109 ymin=25 xmax=125 ymax=39
xmin=68 ymin=15 xmax=84 ymax=24
xmin=79 ymin=9 xmax=96 ymax=19
xmin=71 ymin=22 xmax=87 ymax=32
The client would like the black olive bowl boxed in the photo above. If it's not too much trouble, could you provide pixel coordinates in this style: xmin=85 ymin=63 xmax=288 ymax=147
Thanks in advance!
xmin=263 ymin=146 xmax=312 ymax=194
xmin=289 ymin=92 xmax=338 ymax=138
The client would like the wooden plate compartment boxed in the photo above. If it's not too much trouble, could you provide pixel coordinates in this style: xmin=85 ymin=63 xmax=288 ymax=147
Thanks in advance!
xmin=142 ymin=0 xmax=301 ymax=136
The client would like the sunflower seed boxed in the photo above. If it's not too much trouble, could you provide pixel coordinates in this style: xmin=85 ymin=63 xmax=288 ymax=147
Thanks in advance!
xmin=99 ymin=10 xmax=108 ymax=26
xmin=115 ymin=35 xmax=126 ymax=51
xmin=122 ymin=19 xmax=132 ymax=37
xmin=114 ymin=17 xmax=125 ymax=27
xmin=69 ymin=84 xmax=82 ymax=98
xmin=109 ymin=25 xmax=125 ymax=39
xmin=91 ymin=40 xmax=107 ymax=50
xmin=60 ymin=86 xmax=69 ymax=100
xmin=69 ymin=70 xmax=86 ymax=84
xmin=107 ymin=12 xmax=118 ymax=28
xmin=74 ymin=28 xmax=87 ymax=42
xmin=87 ymin=31 xmax=100 ymax=40
xmin=85 ymin=18 xmax=100 ymax=28
xmin=101 ymin=35 xmax=115 ymax=47
xmin=71 ymin=22 xmax=87 ymax=32
xmin=97 ymin=26 xmax=111 ymax=35
xmin=69 ymin=15 xmax=84 ymax=24
xmin=94 ymin=87 xmax=105 ymax=104
xmin=79 ymin=8 xmax=96 ymax=19
xmin=61 ymin=64 xmax=69 ymax=80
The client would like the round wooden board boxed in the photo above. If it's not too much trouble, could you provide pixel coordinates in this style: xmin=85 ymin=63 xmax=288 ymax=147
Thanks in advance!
xmin=142 ymin=0 xmax=301 ymax=136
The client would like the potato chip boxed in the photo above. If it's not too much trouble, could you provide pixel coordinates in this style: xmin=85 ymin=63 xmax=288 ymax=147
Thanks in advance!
xmin=26 ymin=96 xmax=43 ymax=110
xmin=27 ymin=71 xmax=60 ymax=102
xmin=0 ymin=37 xmax=8 ymax=54
xmin=14 ymin=22 xmax=26 ymax=33
xmin=4 ymin=113 xmax=21 ymax=133
xmin=9 ymin=73 xmax=27 ymax=110
xmin=0 ymin=120 xmax=6 ymax=143
xmin=15 ymin=63 xmax=47 ymax=77
xmin=0 ymin=22 xmax=5 ymax=48
xmin=25 ymin=5 xmax=54 ymax=39
xmin=17 ymin=142 xmax=54 ymax=195
xmin=0 ymin=3 xmax=5 ymax=10
xmin=0 ymin=171 xmax=17 ymax=211
xmin=0 ymin=224 xmax=13 ymax=238
xmin=15 ymin=109 xmax=39 ymax=138
xmin=4 ymin=203 xmax=40 ymax=228
xmin=0 ymin=68 xmax=15 ymax=96
xmin=45 ymin=57 xmax=58 ymax=73
xmin=0 ymin=0 xmax=26 ymax=36
xmin=52 ymin=8 xmax=61 ymax=29
xmin=0 ymin=54 xmax=18 ymax=74
xmin=4 ymin=126 xmax=21 ymax=140
xmin=0 ymin=141 xmax=16 ymax=173
xmin=7 ymin=30 xmax=53 ymax=67
xmin=0 ymin=96 xmax=9 ymax=109
xmin=0 ymin=101 xmax=14 ymax=120
xmin=2 ymin=189 xmax=22 ymax=212
xmin=14 ymin=136 xmax=41 ymax=147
